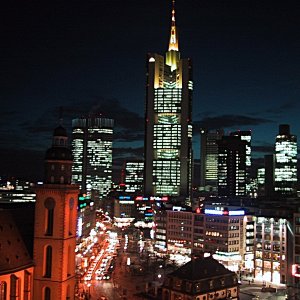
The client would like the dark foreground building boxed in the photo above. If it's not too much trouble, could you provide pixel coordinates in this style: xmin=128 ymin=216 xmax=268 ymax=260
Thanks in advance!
xmin=162 ymin=256 xmax=239 ymax=300
xmin=0 ymin=208 xmax=34 ymax=299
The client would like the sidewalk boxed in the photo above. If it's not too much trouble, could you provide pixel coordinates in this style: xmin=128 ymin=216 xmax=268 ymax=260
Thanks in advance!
xmin=240 ymin=279 xmax=287 ymax=299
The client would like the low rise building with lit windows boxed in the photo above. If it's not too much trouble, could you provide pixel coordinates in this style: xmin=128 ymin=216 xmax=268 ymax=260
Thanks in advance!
xmin=162 ymin=256 xmax=239 ymax=300
xmin=254 ymin=215 xmax=288 ymax=284
xmin=167 ymin=207 xmax=194 ymax=255
xmin=203 ymin=206 xmax=248 ymax=272
xmin=114 ymin=195 xmax=136 ymax=219
xmin=154 ymin=209 xmax=168 ymax=252
xmin=243 ymin=215 xmax=255 ymax=276
xmin=0 ymin=179 xmax=36 ymax=203
xmin=252 ymin=202 xmax=298 ymax=285
xmin=154 ymin=204 xmax=250 ymax=272
xmin=193 ymin=209 xmax=205 ymax=256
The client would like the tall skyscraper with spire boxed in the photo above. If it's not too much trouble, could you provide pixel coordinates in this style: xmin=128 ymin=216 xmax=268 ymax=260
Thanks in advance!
xmin=144 ymin=1 xmax=193 ymax=200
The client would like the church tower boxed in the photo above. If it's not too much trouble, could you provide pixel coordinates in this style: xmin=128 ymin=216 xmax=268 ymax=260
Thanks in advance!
xmin=33 ymin=125 xmax=79 ymax=300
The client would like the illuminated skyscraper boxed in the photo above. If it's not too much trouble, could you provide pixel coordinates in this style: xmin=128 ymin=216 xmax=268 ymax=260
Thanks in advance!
xmin=144 ymin=0 xmax=193 ymax=199
xmin=217 ymin=136 xmax=246 ymax=197
xmin=274 ymin=124 xmax=297 ymax=196
xmin=230 ymin=130 xmax=252 ymax=194
xmin=71 ymin=116 xmax=114 ymax=197
xmin=200 ymin=129 xmax=224 ymax=192
xmin=125 ymin=160 xmax=144 ymax=193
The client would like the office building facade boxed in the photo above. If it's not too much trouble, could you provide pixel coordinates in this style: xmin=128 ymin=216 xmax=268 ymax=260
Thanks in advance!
xmin=72 ymin=116 xmax=114 ymax=197
xmin=230 ymin=130 xmax=252 ymax=194
xmin=125 ymin=161 xmax=144 ymax=193
xmin=200 ymin=129 xmax=224 ymax=193
xmin=254 ymin=216 xmax=288 ymax=284
xmin=217 ymin=136 xmax=246 ymax=197
xmin=274 ymin=124 xmax=297 ymax=196
xmin=144 ymin=1 xmax=193 ymax=199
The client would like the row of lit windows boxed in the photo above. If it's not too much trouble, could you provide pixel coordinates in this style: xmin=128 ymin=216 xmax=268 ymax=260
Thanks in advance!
xmin=157 ymin=114 xmax=179 ymax=124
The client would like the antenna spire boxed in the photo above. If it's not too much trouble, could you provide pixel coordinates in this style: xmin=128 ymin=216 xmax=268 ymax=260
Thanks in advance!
xmin=168 ymin=0 xmax=179 ymax=51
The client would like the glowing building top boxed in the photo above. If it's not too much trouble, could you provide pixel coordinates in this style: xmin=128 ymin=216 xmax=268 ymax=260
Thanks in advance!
xmin=168 ymin=0 xmax=179 ymax=51
xmin=166 ymin=0 xmax=180 ymax=71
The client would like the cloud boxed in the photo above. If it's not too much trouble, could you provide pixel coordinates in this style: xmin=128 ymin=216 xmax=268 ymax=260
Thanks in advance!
xmin=114 ymin=131 xmax=144 ymax=142
xmin=18 ymin=96 xmax=145 ymax=148
xmin=194 ymin=114 xmax=272 ymax=131
xmin=20 ymin=107 xmax=62 ymax=134
xmin=251 ymin=100 xmax=299 ymax=117
xmin=113 ymin=147 xmax=144 ymax=159
xmin=65 ymin=97 xmax=145 ymax=142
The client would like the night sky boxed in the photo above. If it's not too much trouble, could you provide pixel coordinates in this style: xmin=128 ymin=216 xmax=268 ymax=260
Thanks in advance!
xmin=1 ymin=0 xmax=299 ymax=181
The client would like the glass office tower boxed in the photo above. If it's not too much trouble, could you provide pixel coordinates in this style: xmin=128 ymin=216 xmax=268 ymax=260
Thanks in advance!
xmin=200 ymin=129 xmax=224 ymax=193
xmin=230 ymin=130 xmax=252 ymax=194
xmin=274 ymin=124 xmax=297 ymax=196
xmin=217 ymin=136 xmax=246 ymax=197
xmin=144 ymin=1 xmax=193 ymax=199
xmin=72 ymin=116 xmax=114 ymax=197
xmin=125 ymin=161 xmax=144 ymax=193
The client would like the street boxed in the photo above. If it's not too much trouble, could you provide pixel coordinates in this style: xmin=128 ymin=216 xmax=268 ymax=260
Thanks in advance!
xmin=75 ymin=218 xmax=293 ymax=300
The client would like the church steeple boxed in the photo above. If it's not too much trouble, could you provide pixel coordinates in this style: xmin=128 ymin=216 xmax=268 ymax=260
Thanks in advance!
xmin=166 ymin=0 xmax=180 ymax=71
xmin=44 ymin=125 xmax=73 ymax=184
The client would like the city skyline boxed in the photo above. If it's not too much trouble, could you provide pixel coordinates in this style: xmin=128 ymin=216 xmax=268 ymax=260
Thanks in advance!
xmin=1 ymin=0 xmax=299 ymax=180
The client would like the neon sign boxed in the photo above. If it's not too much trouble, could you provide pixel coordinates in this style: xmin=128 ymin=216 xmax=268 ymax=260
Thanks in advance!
xmin=204 ymin=209 xmax=245 ymax=216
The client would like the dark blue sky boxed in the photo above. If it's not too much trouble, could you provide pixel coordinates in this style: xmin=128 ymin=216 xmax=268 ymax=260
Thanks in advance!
xmin=1 ymin=0 xmax=299 ymax=180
